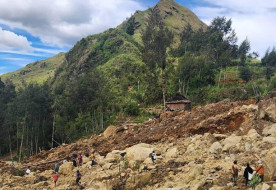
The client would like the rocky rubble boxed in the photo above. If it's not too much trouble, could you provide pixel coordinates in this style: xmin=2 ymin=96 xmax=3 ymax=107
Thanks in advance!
xmin=0 ymin=95 xmax=276 ymax=189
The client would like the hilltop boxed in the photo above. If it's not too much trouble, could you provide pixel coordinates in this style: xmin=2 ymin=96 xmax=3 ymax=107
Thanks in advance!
xmin=1 ymin=53 xmax=65 ymax=89
xmin=2 ymin=0 xmax=206 ymax=89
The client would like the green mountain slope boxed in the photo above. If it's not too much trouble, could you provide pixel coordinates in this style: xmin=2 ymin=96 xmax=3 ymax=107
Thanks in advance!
xmin=1 ymin=52 xmax=65 ymax=89
xmin=122 ymin=0 xmax=206 ymax=43
xmin=2 ymin=0 xmax=206 ymax=90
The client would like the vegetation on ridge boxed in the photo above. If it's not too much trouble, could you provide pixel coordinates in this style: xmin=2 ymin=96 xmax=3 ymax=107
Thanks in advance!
xmin=0 ymin=0 xmax=275 ymax=161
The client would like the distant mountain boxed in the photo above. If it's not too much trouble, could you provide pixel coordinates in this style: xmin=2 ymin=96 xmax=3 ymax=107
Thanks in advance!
xmin=2 ymin=0 xmax=206 ymax=89
xmin=129 ymin=0 xmax=206 ymax=36
xmin=1 ymin=53 xmax=65 ymax=89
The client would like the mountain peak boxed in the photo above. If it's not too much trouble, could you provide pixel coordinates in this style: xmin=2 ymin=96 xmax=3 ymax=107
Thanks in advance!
xmin=151 ymin=0 xmax=206 ymax=34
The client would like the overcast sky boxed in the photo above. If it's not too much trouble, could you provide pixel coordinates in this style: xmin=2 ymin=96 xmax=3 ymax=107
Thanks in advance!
xmin=0 ymin=0 xmax=275 ymax=75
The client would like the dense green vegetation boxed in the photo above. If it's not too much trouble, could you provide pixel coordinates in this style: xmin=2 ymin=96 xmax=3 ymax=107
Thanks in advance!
xmin=0 ymin=0 xmax=275 ymax=160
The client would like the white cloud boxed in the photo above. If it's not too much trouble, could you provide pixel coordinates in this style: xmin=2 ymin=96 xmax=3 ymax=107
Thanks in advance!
xmin=192 ymin=0 xmax=276 ymax=56
xmin=0 ymin=27 xmax=33 ymax=52
xmin=0 ymin=0 xmax=144 ymax=47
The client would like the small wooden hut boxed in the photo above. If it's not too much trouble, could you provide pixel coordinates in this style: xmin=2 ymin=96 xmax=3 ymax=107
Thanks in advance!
xmin=165 ymin=94 xmax=191 ymax=111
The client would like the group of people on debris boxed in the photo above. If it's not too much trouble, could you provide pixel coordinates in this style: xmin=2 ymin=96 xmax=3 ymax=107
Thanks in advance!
xmin=48 ymin=148 xmax=154 ymax=187
xmin=232 ymin=160 xmax=264 ymax=186
xmin=48 ymin=148 xmax=96 ymax=187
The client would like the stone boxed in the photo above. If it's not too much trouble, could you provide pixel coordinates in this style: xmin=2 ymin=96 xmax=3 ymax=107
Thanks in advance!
xmin=222 ymin=135 xmax=242 ymax=152
xmin=259 ymin=97 xmax=276 ymax=122
xmin=105 ymin=152 xmax=122 ymax=163
xmin=183 ymin=165 xmax=203 ymax=183
xmin=245 ymin=142 xmax=252 ymax=151
xmin=209 ymin=142 xmax=223 ymax=154
xmin=143 ymin=157 xmax=153 ymax=165
xmin=261 ymin=183 xmax=271 ymax=190
xmin=83 ymin=156 xmax=90 ymax=164
xmin=103 ymin=125 xmax=117 ymax=138
xmin=272 ymin=184 xmax=276 ymax=190
xmin=263 ymin=123 xmax=276 ymax=138
xmin=125 ymin=143 xmax=153 ymax=162
xmin=59 ymin=162 xmax=74 ymax=175
xmin=247 ymin=129 xmax=261 ymax=140
xmin=263 ymin=146 xmax=276 ymax=180
xmin=138 ymin=172 xmax=152 ymax=186
xmin=165 ymin=147 xmax=178 ymax=160
xmin=263 ymin=136 xmax=276 ymax=144
xmin=103 ymin=163 xmax=113 ymax=170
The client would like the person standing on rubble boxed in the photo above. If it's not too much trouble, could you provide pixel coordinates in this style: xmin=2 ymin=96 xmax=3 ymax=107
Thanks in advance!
xmin=76 ymin=170 xmax=81 ymax=185
xmin=84 ymin=148 xmax=89 ymax=157
xmin=54 ymin=162 xmax=59 ymax=173
xmin=232 ymin=160 xmax=239 ymax=186
xmin=53 ymin=172 xmax=59 ymax=187
xmin=151 ymin=151 xmax=157 ymax=164
xmin=90 ymin=151 xmax=95 ymax=166
xmin=243 ymin=163 xmax=253 ymax=186
xmin=78 ymin=153 xmax=83 ymax=167
xmin=72 ymin=151 xmax=78 ymax=167
xmin=254 ymin=160 xmax=264 ymax=182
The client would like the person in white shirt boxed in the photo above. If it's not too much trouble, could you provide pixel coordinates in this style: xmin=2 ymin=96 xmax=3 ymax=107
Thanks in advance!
xmin=26 ymin=167 xmax=31 ymax=174
xmin=151 ymin=151 xmax=157 ymax=164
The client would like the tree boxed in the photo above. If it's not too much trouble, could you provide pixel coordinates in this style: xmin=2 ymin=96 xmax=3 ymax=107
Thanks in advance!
xmin=179 ymin=23 xmax=194 ymax=55
xmin=262 ymin=47 xmax=276 ymax=67
xmin=124 ymin=16 xmax=136 ymax=35
xmin=262 ymin=47 xmax=276 ymax=80
xmin=239 ymin=66 xmax=252 ymax=82
xmin=142 ymin=7 xmax=173 ymax=110
xmin=206 ymin=17 xmax=237 ymax=87
xmin=239 ymin=38 xmax=251 ymax=66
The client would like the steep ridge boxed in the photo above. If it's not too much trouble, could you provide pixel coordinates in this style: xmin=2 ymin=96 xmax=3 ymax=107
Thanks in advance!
xmin=1 ymin=53 xmax=65 ymax=89
xmin=1 ymin=95 xmax=276 ymax=189
xmin=2 ymin=0 xmax=206 ymax=90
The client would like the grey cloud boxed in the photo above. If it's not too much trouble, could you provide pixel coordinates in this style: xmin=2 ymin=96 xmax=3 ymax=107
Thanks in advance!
xmin=0 ymin=0 xmax=144 ymax=47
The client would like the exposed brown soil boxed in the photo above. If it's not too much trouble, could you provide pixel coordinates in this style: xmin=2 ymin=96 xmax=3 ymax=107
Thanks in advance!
xmin=16 ymin=99 xmax=256 ymax=173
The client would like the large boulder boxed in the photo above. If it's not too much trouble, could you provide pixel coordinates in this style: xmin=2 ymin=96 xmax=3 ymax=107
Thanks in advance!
xmin=263 ymin=147 xmax=276 ymax=181
xmin=125 ymin=143 xmax=153 ymax=162
xmin=247 ymin=129 xmax=261 ymax=140
xmin=183 ymin=165 xmax=203 ymax=184
xmin=103 ymin=125 xmax=117 ymax=138
xmin=165 ymin=147 xmax=179 ymax=160
xmin=209 ymin=142 xmax=222 ymax=154
xmin=59 ymin=162 xmax=74 ymax=175
xmin=259 ymin=97 xmax=276 ymax=122
xmin=222 ymin=135 xmax=242 ymax=152
xmin=105 ymin=151 xmax=124 ymax=163
xmin=263 ymin=136 xmax=276 ymax=144
xmin=263 ymin=124 xmax=276 ymax=138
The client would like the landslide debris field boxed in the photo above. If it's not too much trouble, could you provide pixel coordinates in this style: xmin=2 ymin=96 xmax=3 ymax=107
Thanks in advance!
xmin=0 ymin=95 xmax=276 ymax=190
xmin=24 ymin=99 xmax=257 ymax=169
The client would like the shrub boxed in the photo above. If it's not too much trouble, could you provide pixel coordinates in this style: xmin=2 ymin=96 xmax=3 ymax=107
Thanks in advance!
xmin=124 ymin=156 xmax=129 ymax=170
xmin=12 ymin=168 xmax=25 ymax=176
xmin=239 ymin=66 xmax=252 ymax=82
xmin=249 ymin=174 xmax=261 ymax=190
xmin=124 ymin=101 xmax=140 ymax=116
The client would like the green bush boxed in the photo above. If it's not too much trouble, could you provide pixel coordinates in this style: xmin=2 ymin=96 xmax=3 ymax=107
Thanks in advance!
xmin=124 ymin=156 xmax=129 ymax=170
xmin=12 ymin=168 xmax=25 ymax=176
xmin=239 ymin=66 xmax=252 ymax=82
xmin=124 ymin=101 xmax=140 ymax=116
xmin=249 ymin=174 xmax=261 ymax=190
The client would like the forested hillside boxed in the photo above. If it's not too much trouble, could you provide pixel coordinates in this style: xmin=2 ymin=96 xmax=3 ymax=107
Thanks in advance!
xmin=0 ymin=0 xmax=275 ymax=160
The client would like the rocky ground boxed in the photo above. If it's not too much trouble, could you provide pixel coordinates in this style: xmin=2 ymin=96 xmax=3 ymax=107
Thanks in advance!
xmin=0 ymin=93 xmax=276 ymax=190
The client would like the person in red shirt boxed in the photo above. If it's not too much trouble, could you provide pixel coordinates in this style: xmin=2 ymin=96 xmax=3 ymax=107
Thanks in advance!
xmin=78 ymin=153 xmax=83 ymax=167
xmin=53 ymin=172 xmax=59 ymax=187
